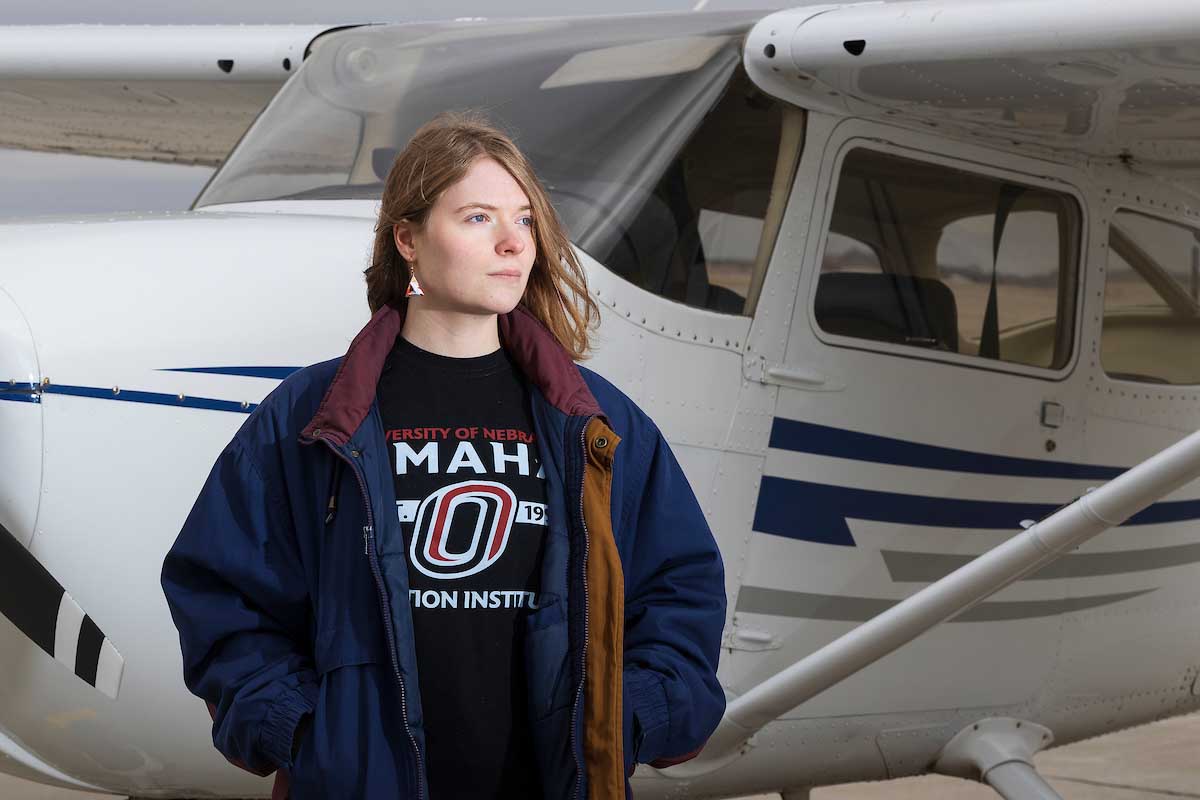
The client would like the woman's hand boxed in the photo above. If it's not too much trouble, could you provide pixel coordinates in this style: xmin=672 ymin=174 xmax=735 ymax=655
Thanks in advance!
xmin=291 ymin=714 xmax=313 ymax=761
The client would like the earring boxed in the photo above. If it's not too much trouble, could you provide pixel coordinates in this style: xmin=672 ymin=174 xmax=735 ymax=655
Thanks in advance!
xmin=405 ymin=263 xmax=424 ymax=297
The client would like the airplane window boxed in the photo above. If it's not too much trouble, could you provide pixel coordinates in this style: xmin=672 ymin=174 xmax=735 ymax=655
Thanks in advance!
xmin=823 ymin=231 xmax=882 ymax=273
xmin=599 ymin=66 xmax=790 ymax=315
xmin=192 ymin=14 xmax=787 ymax=316
xmin=815 ymin=148 xmax=1080 ymax=370
xmin=1102 ymin=210 xmax=1200 ymax=385
xmin=694 ymin=210 xmax=763 ymax=299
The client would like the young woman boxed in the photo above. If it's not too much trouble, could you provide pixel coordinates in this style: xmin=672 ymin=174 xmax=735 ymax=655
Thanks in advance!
xmin=161 ymin=113 xmax=726 ymax=800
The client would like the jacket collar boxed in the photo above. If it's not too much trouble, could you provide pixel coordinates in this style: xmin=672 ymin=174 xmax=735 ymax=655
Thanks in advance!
xmin=300 ymin=302 xmax=602 ymax=446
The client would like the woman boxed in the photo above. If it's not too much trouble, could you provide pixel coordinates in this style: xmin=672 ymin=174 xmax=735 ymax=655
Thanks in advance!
xmin=161 ymin=113 xmax=726 ymax=800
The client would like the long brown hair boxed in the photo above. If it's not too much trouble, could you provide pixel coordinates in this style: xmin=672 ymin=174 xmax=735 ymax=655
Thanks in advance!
xmin=365 ymin=111 xmax=598 ymax=360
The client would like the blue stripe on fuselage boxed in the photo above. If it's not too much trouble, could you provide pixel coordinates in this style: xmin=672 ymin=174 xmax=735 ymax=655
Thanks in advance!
xmin=0 ymin=390 xmax=40 ymax=403
xmin=160 ymin=366 xmax=301 ymax=379
xmin=41 ymin=383 xmax=256 ymax=414
xmin=755 ymin=477 xmax=1200 ymax=547
xmin=770 ymin=418 xmax=1126 ymax=480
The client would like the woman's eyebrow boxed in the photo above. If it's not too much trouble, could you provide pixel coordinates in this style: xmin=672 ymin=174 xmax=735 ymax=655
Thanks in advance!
xmin=455 ymin=202 xmax=533 ymax=212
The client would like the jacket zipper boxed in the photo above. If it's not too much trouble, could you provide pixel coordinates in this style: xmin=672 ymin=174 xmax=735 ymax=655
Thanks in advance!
xmin=325 ymin=458 xmax=343 ymax=525
xmin=570 ymin=416 xmax=593 ymax=800
xmin=321 ymin=439 xmax=426 ymax=800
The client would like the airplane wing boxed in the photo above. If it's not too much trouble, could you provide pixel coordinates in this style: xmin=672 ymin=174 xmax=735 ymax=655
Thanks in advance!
xmin=0 ymin=25 xmax=355 ymax=165
xmin=744 ymin=0 xmax=1200 ymax=193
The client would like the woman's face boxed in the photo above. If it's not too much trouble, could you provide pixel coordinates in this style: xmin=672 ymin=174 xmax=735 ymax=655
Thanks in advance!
xmin=393 ymin=157 xmax=537 ymax=317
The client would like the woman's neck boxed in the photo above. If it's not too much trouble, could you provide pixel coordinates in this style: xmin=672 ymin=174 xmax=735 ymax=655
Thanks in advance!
xmin=400 ymin=306 xmax=501 ymax=358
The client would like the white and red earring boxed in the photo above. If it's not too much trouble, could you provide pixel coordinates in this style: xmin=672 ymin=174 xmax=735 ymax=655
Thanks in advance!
xmin=405 ymin=262 xmax=424 ymax=297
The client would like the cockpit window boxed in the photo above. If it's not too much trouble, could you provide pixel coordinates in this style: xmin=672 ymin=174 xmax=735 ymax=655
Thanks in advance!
xmin=1103 ymin=210 xmax=1200 ymax=385
xmin=195 ymin=14 xmax=780 ymax=316
xmin=815 ymin=148 xmax=1081 ymax=370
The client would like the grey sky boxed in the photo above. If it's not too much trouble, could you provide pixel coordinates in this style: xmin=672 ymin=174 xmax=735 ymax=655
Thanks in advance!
xmin=0 ymin=0 xmax=713 ymax=24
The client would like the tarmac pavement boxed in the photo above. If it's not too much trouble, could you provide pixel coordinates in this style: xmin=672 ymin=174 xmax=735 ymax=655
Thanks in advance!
xmin=2 ymin=712 xmax=1197 ymax=799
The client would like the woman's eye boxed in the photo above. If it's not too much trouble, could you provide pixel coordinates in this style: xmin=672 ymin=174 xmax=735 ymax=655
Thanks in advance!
xmin=467 ymin=213 xmax=488 ymax=223
xmin=518 ymin=216 xmax=534 ymax=227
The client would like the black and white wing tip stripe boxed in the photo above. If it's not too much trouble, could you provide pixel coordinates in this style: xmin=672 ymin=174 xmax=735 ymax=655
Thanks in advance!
xmin=0 ymin=523 xmax=125 ymax=699
xmin=53 ymin=590 xmax=125 ymax=700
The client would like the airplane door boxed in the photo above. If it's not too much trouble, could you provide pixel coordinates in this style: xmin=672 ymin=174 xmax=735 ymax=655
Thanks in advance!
xmin=728 ymin=117 xmax=1099 ymax=721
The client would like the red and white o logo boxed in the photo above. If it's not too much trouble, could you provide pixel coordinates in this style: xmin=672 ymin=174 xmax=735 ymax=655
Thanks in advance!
xmin=410 ymin=480 xmax=516 ymax=579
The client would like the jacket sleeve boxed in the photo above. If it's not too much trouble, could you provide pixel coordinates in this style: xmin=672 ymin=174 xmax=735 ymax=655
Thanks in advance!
xmin=161 ymin=434 xmax=318 ymax=776
xmin=621 ymin=423 xmax=726 ymax=772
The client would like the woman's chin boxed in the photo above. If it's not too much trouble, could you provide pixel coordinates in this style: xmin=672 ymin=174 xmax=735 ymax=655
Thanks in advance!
xmin=475 ymin=292 xmax=525 ymax=316
xmin=414 ymin=294 xmax=522 ymax=317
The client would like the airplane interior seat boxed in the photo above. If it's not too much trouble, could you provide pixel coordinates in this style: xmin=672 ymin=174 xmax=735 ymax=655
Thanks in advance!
xmin=583 ymin=164 xmax=733 ymax=313
xmin=815 ymin=272 xmax=960 ymax=351
xmin=613 ymin=198 xmax=680 ymax=292
xmin=704 ymin=280 xmax=749 ymax=313
xmin=550 ymin=180 xmax=681 ymax=296
xmin=655 ymin=164 xmax=754 ymax=314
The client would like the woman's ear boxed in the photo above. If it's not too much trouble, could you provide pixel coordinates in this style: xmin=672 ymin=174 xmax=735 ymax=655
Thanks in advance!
xmin=393 ymin=222 xmax=417 ymax=262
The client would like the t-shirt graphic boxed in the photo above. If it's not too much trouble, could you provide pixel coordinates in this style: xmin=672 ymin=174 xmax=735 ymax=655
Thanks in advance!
xmin=377 ymin=335 xmax=546 ymax=800
xmin=397 ymin=434 xmax=546 ymax=594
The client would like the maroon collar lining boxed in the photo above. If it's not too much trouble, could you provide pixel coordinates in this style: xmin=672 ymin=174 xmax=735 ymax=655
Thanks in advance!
xmin=300 ymin=303 xmax=601 ymax=446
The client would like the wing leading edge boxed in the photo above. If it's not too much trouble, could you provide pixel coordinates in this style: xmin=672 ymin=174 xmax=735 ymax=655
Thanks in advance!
xmin=746 ymin=1 xmax=1200 ymax=182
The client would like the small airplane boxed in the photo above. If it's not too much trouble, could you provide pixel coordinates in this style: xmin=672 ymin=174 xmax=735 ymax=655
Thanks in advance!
xmin=2 ymin=1 xmax=1200 ymax=797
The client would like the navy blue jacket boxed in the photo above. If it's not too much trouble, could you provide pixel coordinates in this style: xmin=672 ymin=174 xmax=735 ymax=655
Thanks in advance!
xmin=161 ymin=303 xmax=726 ymax=799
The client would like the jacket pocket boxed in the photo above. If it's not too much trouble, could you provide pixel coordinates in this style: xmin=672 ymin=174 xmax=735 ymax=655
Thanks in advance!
xmin=288 ymin=661 xmax=414 ymax=800
xmin=523 ymin=594 xmax=571 ymax=721
xmin=289 ymin=626 xmax=413 ymax=799
xmin=313 ymin=624 xmax=389 ymax=677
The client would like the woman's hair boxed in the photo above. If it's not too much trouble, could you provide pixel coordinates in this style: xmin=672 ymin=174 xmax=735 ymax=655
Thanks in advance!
xmin=365 ymin=111 xmax=598 ymax=360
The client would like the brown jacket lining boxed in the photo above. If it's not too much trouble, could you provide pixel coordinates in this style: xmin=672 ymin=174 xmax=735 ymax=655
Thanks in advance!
xmin=582 ymin=417 xmax=625 ymax=798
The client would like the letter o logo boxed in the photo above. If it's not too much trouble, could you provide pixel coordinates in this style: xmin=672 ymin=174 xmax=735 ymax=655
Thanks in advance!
xmin=409 ymin=480 xmax=516 ymax=579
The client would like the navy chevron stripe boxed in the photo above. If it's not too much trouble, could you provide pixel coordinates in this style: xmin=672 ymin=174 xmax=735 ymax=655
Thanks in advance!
xmin=770 ymin=418 xmax=1126 ymax=480
xmin=754 ymin=477 xmax=1200 ymax=547
xmin=160 ymin=366 xmax=300 ymax=379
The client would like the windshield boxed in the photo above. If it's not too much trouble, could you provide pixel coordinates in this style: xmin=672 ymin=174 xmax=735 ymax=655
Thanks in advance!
xmin=196 ymin=14 xmax=756 ymax=264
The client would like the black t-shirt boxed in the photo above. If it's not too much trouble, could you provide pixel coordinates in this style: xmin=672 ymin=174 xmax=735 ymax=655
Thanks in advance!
xmin=377 ymin=334 xmax=547 ymax=800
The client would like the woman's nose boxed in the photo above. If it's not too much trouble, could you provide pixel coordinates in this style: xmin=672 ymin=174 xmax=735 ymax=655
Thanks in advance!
xmin=495 ymin=222 xmax=526 ymax=256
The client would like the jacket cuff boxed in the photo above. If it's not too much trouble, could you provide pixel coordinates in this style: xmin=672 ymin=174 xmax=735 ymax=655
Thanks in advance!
xmin=259 ymin=682 xmax=317 ymax=771
xmin=624 ymin=667 xmax=669 ymax=767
